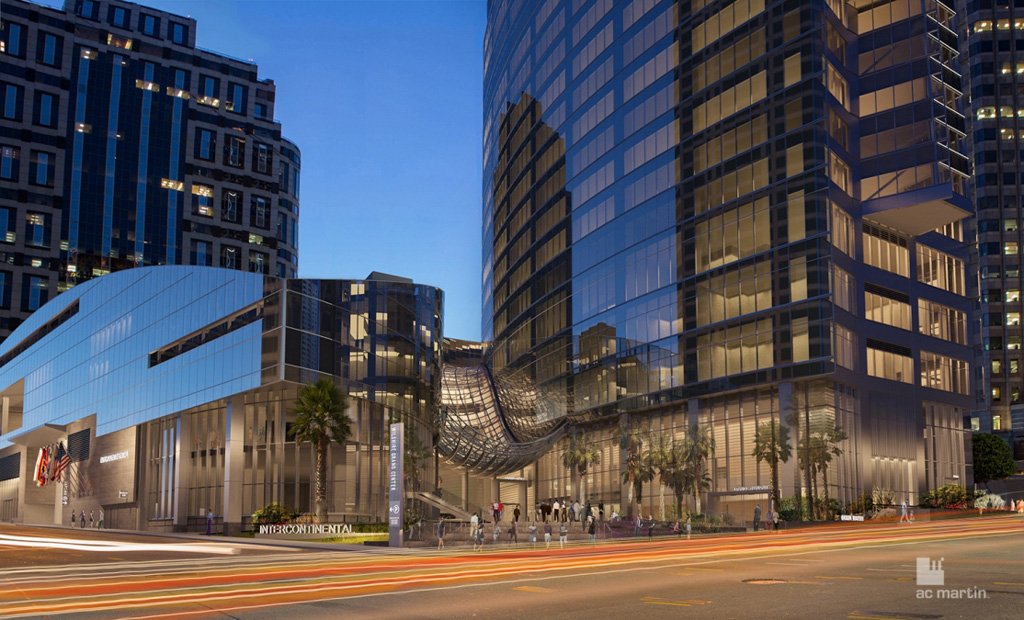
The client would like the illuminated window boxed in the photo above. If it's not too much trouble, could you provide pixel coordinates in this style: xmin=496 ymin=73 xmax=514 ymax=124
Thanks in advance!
xmin=192 ymin=184 xmax=213 ymax=217
xmin=1008 ymin=313 xmax=1021 ymax=326
xmin=993 ymin=359 xmax=1002 ymax=374
xmin=1006 ymin=242 xmax=1019 ymax=255
xmin=866 ymin=341 xmax=913 ymax=384
xmin=993 ymin=414 xmax=1002 ymax=429
xmin=107 ymin=34 xmax=132 ymax=50
xmin=135 ymin=79 xmax=159 ymax=92
xmin=161 ymin=178 xmax=184 ymax=191
xmin=1008 ymin=290 xmax=1021 ymax=303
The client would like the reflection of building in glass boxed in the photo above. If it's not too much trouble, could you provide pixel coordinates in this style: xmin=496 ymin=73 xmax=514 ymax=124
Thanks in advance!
xmin=0 ymin=267 xmax=440 ymax=533
xmin=483 ymin=0 xmax=976 ymax=518
xmin=0 ymin=0 xmax=300 ymax=342
xmin=966 ymin=5 xmax=1024 ymax=448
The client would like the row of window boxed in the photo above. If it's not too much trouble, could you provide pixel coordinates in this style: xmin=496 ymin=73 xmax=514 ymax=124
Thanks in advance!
xmin=189 ymin=241 xmax=271 ymax=275
xmin=0 ymin=272 xmax=49 ymax=312
xmin=2 ymin=24 xmax=63 ymax=67
xmin=78 ymin=0 xmax=189 ymax=44
xmin=0 ymin=208 xmax=52 ymax=248
xmin=0 ymin=146 xmax=55 ymax=187
xmin=866 ymin=345 xmax=969 ymax=395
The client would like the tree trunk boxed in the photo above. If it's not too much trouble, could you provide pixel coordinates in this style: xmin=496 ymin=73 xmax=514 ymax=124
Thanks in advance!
xmin=822 ymin=466 xmax=831 ymax=520
xmin=811 ymin=466 xmax=819 ymax=520
xmin=316 ymin=436 xmax=328 ymax=523
xmin=803 ymin=412 xmax=814 ymax=520
xmin=770 ymin=452 xmax=780 ymax=512
xmin=659 ymin=478 xmax=666 ymax=521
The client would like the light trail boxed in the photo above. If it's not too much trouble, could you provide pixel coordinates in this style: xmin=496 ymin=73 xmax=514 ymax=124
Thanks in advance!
xmin=0 ymin=515 xmax=1018 ymax=619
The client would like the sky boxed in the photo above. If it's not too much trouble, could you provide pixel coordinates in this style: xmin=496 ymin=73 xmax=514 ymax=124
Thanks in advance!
xmin=39 ymin=0 xmax=488 ymax=340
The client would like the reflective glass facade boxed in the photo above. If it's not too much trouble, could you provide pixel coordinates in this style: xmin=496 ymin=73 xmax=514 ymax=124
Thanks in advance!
xmin=968 ymin=1 xmax=1024 ymax=440
xmin=484 ymin=0 xmax=975 ymax=519
xmin=0 ymin=267 xmax=441 ymax=533
xmin=0 ymin=0 xmax=300 ymax=341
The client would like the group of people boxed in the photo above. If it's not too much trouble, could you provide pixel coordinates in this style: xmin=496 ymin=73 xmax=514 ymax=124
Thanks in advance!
xmin=752 ymin=504 xmax=780 ymax=531
xmin=537 ymin=499 xmax=604 ymax=524
xmin=70 ymin=508 xmax=103 ymax=529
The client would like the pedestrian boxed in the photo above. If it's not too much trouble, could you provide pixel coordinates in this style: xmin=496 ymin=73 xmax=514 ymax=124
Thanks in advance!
xmin=686 ymin=516 xmax=692 ymax=539
xmin=493 ymin=522 xmax=502 ymax=544
xmin=900 ymin=499 xmax=909 ymax=523
xmin=598 ymin=501 xmax=605 ymax=521
xmin=588 ymin=516 xmax=596 ymax=544
xmin=474 ymin=526 xmax=484 ymax=551
xmin=437 ymin=518 xmax=445 ymax=549
xmin=206 ymin=508 xmax=213 ymax=535
xmin=491 ymin=500 xmax=499 ymax=524
xmin=674 ymin=521 xmax=680 ymax=537
xmin=648 ymin=515 xmax=655 ymax=540
xmin=611 ymin=510 xmax=619 ymax=521
xmin=561 ymin=502 xmax=568 ymax=522
xmin=71 ymin=510 xmax=76 ymax=528
xmin=498 ymin=501 xmax=504 ymax=522
xmin=634 ymin=514 xmax=642 ymax=537
xmin=89 ymin=510 xmax=94 ymax=528
xmin=754 ymin=504 xmax=761 ymax=532
xmin=508 ymin=520 xmax=518 ymax=546
xmin=514 ymin=505 xmax=521 ymax=523
xmin=470 ymin=511 xmax=479 ymax=540
xmin=544 ymin=521 xmax=552 ymax=549
xmin=772 ymin=509 xmax=780 ymax=532
xmin=529 ymin=521 xmax=538 ymax=546
xmin=98 ymin=509 xmax=104 ymax=529
xmin=552 ymin=499 xmax=560 ymax=523
xmin=559 ymin=521 xmax=568 ymax=549
xmin=79 ymin=510 xmax=85 ymax=528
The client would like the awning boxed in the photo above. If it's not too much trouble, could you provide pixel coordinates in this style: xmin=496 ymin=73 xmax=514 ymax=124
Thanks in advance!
xmin=8 ymin=423 xmax=67 ymax=447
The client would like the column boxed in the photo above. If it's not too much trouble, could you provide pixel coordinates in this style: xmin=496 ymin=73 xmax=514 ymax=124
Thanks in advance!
xmin=173 ymin=415 xmax=191 ymax=531
xmin=222 ymin=396 xmax=245 ymax=535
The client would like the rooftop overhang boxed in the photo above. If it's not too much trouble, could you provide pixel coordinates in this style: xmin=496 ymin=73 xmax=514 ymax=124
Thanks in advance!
xmin=861 ymin=184 xmax=971 ymax=236
xmin=9 ymin=423 xmax=67 ymax=447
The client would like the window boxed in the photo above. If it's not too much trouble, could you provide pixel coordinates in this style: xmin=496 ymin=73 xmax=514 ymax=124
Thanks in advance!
xmin=25 ymin=213 xmax=48 ymax=248
xmin=227 ymin=83 xmax=247 ymax=114
xmin=276 ymin=213 xmax=288 ymax=241
xmin=192 ymin=184 xmax=214 ymax=217
xmin=919 ymin=299 xmax=967 ymax=345
xmin=37 ymin=33 xmax=62 ymax=67
xmin=220 ymin=246 xmax=239 ymax=269
xmin=191 ymin=240 xmax=211 ymax=266
xmin=171 ymin=22 xmax=188 ymax=45
xmin=140 ymin=14 xmax=160 ymax=36
xmin=78 ymin=0 xmax=98 ymax=20
xmin=1009 ymin=312 xmax=1021 ymax=326
xmin=251 ymin=196 xmax=268 ymax=228
xmin=835 ymin=323 xmax=856 ymax=370
xmin=22 ymin=276 xmax=48 ymax=311
xmin=1006 ymin=241 xmax=1019 ymax=255
xmin=222 ymin=191 xmax=241 ymax=222
xmin=109 ymin=6 xmax=129 ymax=28
xmin=195 ymin=128 xmax=216 ymax=161
xmin=3 ymin=84 xmax=23 ymax=121
xmin=198 ymin=76 xmax=220 ymax=108
xmin=0 ymin=146 xmax=19 ymax=181
xmin=833 ymin=265 xmax=855 ymax=313
xmin=1008 ymin=290 xmax=1021 ymax=303
xmin=254 ymin=143 xmax=271 ymax=174
xmin=33 ymin=92 xmax=57 ymax=128
xmin=920 ymin=351 xmax=970 ymax=395
xmin=4 ymin=23 xmax=24 ymax=57
xmin=249 ymin=250 xmax=268 ymax=274
xmin=825 ymin=61 xmax=849 ymax=109
xmin=30 ymin=151 xmax=54 ymax=187
xmin=0 ymin=207 xmax=16 ymax=243
xmin=917 ymin=244 xmax=965 ymax=295
xmin=828 ymin=150 xmax=851 ymax=194
xmin=863 ymin=223 xmax=909 ymax=276
xmin=831 ymin=203 xmax=854 ymax=256
xmin=866 ymin=341 xmax=913 ymax=384
xmin=865 ymin=289 xmax=911 ymax=330
xmin=225 ymin=136 xmax=245 ymax=167
xmin=254 ymin=102 xmax=268 ymax=119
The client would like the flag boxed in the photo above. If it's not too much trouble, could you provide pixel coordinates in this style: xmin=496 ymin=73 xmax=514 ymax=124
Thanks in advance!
xmin=51 ymin=442 xmax=70 ymax=482
xmin=34 ymin=447 xmax=48 ymax=487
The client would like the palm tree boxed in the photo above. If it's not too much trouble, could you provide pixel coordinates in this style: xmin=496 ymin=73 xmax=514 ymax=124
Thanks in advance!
xmin=664 ymin=438 xmax=690 ymax=518
xmin=683 ymin=424 xmax=715 ymax=515
xmin=811 ymin=426 xmax=848 ymax=520
xmin=291 ymin=378 xmax=351 ymax=523
xmin=616 ymin=421 xmax=651 ymax=516
xmin=561 ymin=427 xmax=601 ymax=503
xmin=752 ymin=419 xmax=792 ymax=513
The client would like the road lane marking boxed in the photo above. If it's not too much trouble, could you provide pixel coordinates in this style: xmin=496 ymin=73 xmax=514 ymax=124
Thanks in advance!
xmin=682 ymin=567 xmax=723 ymax=571
xmin=816 ymin=576 xmax=863 ymax=580
xmin=512 ymin=586 xmax=553 ymax=593
xmin=642 ymin=596 xmax=709 ymax=607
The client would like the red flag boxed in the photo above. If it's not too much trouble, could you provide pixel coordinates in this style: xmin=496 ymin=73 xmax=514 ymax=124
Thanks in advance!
xmin=34 ymin=448 xmax=48 ymax=487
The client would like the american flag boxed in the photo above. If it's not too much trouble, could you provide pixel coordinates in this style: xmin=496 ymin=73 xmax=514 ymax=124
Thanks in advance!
xmin=51 ymin=442 xmax=70 ymax=482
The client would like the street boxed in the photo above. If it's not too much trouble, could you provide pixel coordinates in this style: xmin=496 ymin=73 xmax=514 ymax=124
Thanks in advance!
xmin=0 ymin=515 xmax=1021 ymax=619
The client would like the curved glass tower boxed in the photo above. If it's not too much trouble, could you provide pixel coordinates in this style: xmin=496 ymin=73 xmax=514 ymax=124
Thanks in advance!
xmin=484 ymin=0 xmax=975 ymax=519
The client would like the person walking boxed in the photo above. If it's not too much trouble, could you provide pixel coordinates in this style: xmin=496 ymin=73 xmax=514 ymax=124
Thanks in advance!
xmin=529 ymin=521 xmax=538 ymax=546
xmin=79 ymin=510 xmax=85 ymax=528
xmin=900 ymin=499 xmax=909 ymax=523
xmin=559 ymin=521 xmax=568 ymax=549
xmin=474 ymin=526 xmax=484 ymax=551
xmin=673 ymin=521 xmax=680 ymax=537
xmin=513 ymin=505 xmax=521 ymax=523
xmin=543 ymin=521 xmax=552 ymax=549
xmin=89 ymin=510 xmax=94 ymax=528
xmin=508 ymin=520 xmax=518 ymax=546
xmin=70 ymin=510 xmax=76 ymax=528
xmin=772 ymin=509 xmax=780 ymax=532
xmin=753 ymin=504 xmax=762 ymax=532
xmin=552 ymin=499 xmax=560 ymax=523
xmin=634 ymin=514 xmax=642 ymax=537
xmin=98 ymin=509 xmax=104 ymax=529
xmin=206 ymin=509 xmax=213 ymax=535
xmin=588 ymin=516 xmax=596 ymax=545
xmin=493 ymin=522 xmax=502 ymax=545
xmin=686 ymin=516 xmax=692 ymax=539
xmin=436 ymin=518 xmax=446 ymax=549
xmin=470 ymin=511 xmax=479 ymax=540
xmin=598 ymin=501 xmax=605 ymax=521
xmin=648 ymin=515 xmax=655 ymax=540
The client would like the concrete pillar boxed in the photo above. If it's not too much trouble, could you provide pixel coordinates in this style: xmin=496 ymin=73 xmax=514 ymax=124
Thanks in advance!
xmin=172 ymin=414 xmax=191 ymax=531
xmin=1 ymin=396 xmax=9 ymax=436
xmin=223 ymin=396 xmax=245 ymax=535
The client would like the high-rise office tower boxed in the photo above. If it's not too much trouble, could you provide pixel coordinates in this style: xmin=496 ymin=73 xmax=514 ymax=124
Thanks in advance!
xmin=0 ymin=0 xmax=300 ymax=339
xmin=967 ymin=3 xmax=1024 ymax=442
xmin=483 ymin=0 xmax=975 ymax=516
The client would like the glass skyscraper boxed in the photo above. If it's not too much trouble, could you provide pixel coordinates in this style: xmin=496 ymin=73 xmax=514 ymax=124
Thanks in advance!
xmin=483 ymin=0 xmax=976 ymax=519
xmin=0 ymin=0 xmax=300 ymax=340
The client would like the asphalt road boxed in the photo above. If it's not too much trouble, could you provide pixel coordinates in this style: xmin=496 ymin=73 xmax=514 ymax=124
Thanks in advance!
xmin=1 ymin=515 xmax=1021 ymax=619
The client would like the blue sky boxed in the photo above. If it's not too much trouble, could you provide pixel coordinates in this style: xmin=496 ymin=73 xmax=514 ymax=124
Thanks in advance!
xmin=41 ymin=0 xmax=488 ymax=340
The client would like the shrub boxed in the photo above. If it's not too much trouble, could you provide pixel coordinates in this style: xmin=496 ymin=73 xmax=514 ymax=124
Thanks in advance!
xmin=974 ymin=494 xmax=1006 ymax=510
xmin=251 ymin=502 xmax=298 ymax=525
xmin=849 ymin=492 xmax=873 ymax=514
xmin=872 ymin=488 xmax=895 ymax=507
xmin=918 ymin=484 xmax=982 ymax=509
xmin=870 ymin=507 xmax=897 ymax=520
xmin=778 ymin=496 xmax=803 ymax=522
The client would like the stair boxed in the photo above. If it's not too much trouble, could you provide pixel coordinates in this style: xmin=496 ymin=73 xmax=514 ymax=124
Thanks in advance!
xmin=407 ymin=491 xmax=473 ymax=521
